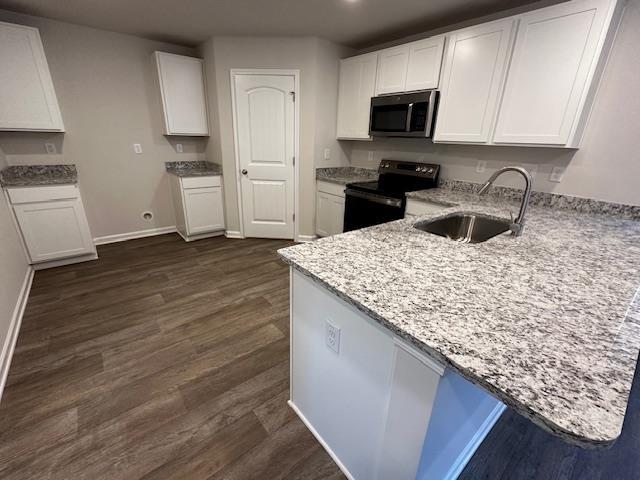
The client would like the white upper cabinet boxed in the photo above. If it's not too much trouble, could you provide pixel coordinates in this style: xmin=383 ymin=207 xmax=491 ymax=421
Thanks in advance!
xmin=336 ymin=52 xmax=378 ymax=140
xmin=376 ymin=45 xmax=410 ymax=95
xmin=0 ymin=21 xmax=64 ymax=132
xmin=493 ymin=0 xmax=619 ymax=146
xmin=155 ymin=52 xmax=209 ymax=136
xmin=434 ymin=19 xmax=516 ymax=143
xmin=405 ymin=37 xmax=446 ymax=91
xmin=375 ymin=37 xmax=445 ymax=95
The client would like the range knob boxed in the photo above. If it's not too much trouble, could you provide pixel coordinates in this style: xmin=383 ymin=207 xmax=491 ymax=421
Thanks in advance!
xmin=427 ymin=168 xmax=434 ymax=174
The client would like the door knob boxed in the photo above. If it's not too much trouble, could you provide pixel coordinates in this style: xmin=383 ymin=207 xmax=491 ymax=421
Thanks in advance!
xmin=241 ymin=169 xmax=248 ymax=175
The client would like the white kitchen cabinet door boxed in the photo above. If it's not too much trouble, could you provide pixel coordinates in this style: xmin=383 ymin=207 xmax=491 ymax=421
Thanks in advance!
xmin=375 ymin=45 xmax=410 ymax=95
xmin=336 ymin=52 xmax=378 ymax=140
xmin=316 ymin=191 xmax=345 ymax=237
xmin=493 ymin=0 xmax=618 ymax=146
xmin=434 ymin=19 xmax=516 ymax=143
xmin=0 ymin=21 xmax=64 ymax=132
xmin=405 ymin=36 xmax=445 ymax=91
xmin=183 ymin=186 xmax=225 ymax=235
xmin=155 ymin=52 xmax=209 ymax=136
xmin=14 ymin=199 xmax=94 ymax=263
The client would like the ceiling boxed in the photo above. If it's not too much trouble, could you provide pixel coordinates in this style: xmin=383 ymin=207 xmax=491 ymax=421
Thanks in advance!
xmin=0 ymin=0 xmax=547 ymax=48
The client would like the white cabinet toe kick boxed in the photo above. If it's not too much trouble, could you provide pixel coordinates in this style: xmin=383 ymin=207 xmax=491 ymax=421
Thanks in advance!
xmin=289 ymin=269 xmax=505 ymax=480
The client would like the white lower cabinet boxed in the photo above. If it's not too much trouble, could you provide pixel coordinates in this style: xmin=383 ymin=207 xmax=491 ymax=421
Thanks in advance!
xmin=290 ymin=268 xmax=506 ymax=480
xmin=316 ymin=181 xmax=345 ymax=237
xmin=6 ymin=184 xmax=95 ymax=265
xmin=405 ymin=198 xmax=450 ymax=217
xmin=170 ymin=174 xmax=225 ymax=241
xmin=291 ymin=270 xmax=444 ymax=480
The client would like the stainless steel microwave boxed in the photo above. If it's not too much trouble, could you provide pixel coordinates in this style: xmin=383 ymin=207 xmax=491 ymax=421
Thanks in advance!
xmin=369 ymin=90 xmax=439 ymax=138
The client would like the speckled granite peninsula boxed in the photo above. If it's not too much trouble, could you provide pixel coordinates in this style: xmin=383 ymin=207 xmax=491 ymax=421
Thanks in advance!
xmin=316 ymin=166 xmax=378 ymax=185
xmin=165 ymin=161 xmax=222 ymax=177
xmin=0 ymin=164 xmax=78 ymax=187
xmin=279 ymin=186 xmax=640 ymax=448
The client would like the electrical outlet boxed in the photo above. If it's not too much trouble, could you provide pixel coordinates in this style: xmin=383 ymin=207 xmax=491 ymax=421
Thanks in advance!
xmin=476 ymin=160 xmax=487 ymax=173
xmin=323 ymin=148 xmax=331 ymax=161
xmin=367 ymin=151 xmax=374 ymax=163
xmin=549 ymin=166 xmax=566 ymax=183
xmin=176 ymin=143 xmax=183 ymax=153
xmin=44 ymin=143 xmax=57 ymax=155
xmin=326 ymin=321 xmax=341 ymax=354
xmin=133 ymin=143 xmax=143 ymax=154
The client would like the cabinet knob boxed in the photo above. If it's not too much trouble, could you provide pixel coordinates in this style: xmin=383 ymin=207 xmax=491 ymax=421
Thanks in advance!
xmin=241 ymin=169 xmax=248 ymax=175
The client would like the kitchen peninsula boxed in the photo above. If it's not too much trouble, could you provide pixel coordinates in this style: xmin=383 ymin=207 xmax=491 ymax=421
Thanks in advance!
xmin=279 ymin=189 xmax=640 ymax=480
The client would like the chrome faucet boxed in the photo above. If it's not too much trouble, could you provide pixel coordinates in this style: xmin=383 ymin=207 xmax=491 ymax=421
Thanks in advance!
xmin=478 ymin=166 xmax=533 ymax=236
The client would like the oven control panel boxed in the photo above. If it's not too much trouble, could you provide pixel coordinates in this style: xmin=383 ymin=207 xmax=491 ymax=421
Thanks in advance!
xmin=378 ymin=159 xmax=439 ymax=179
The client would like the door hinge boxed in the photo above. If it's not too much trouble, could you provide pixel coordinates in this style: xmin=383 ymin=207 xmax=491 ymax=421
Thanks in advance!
xmin=292 ymin=156 xmax=295 ymax=166
xmin=290 ymin=91 xmax=295 ymax=102
xmin=293 ymin=213 xmax=296 ymax=222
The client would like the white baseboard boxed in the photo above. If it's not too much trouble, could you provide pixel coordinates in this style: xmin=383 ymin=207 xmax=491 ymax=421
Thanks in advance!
xmin=224 ymin=230 xmax=244 ymax=239
xmin=32 ymin=252 xmax=98 ymax=270
xmin=296 ymin=234 xmax=317 ymax=243
xmin=0 ymin=267 xmax=34 ymax=402
xmin=177 ymin=230 xmax=225 ymax=242
xmin=93 ymin=226 xmax=177 ymax=245
xmin=444 ymin=403 xmax=507 ymax=480
xmin=288 ymin=400 xmax=355 ymax=480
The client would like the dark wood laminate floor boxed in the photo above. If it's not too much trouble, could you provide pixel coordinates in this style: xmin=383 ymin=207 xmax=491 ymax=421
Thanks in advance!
xmin=0 ymin=234 xmax=346 ymax=480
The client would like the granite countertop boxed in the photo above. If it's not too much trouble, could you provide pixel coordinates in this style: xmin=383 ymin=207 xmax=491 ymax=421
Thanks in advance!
xmin=316 ymin=167 xmax=378 ymax=185
xmin=165 ymin=161 xmax=222 ymax=178
xmin=279 ymin=187 xmax=640 ymax=448
xmin=0 ymin=165 xmax=78 ymax=187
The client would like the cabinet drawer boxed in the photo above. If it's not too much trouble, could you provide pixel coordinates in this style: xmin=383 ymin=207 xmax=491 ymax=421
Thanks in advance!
xmin=7 ymin=185 xmax=79 ymax=204
xmin=316 ymin=181 xmax=346 ymax=198
xmin=181 ymin=176 xmax=221 ymax=189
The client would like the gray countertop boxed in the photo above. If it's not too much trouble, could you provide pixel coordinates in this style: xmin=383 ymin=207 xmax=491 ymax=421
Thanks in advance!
xmin=316 ymin=167 xmax=378 ymax=185
xmin=0 ymin=165 xmax=78 ymax=187
xmin=165 ymin=161 xmax=222 ymax=178
xmin=279 ymin=186 xmax=640 ymax=448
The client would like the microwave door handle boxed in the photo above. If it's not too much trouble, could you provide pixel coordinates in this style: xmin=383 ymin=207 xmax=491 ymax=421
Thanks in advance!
xmin=405 ymin=103 xmax=414 ymax=132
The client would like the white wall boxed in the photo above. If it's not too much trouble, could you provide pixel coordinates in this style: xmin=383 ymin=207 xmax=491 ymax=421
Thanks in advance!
xmin=350 ymin=0 xmax=640 ymax=206
xmin=0 ymin=148 xmax=30 ymax=382
xmin=0 ymin=10 xmax=208 ymax=238
xmin=199 ymin=36 xmax=353 ymax=238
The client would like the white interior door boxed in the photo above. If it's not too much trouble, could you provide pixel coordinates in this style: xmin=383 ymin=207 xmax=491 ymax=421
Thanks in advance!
xmin=234 ymin=73 xmax=295 ymax=239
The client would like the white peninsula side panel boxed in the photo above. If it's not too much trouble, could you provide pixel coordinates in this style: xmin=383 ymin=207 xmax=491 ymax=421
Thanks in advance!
xmin=289 ymin=268 xmax=506 ymax=480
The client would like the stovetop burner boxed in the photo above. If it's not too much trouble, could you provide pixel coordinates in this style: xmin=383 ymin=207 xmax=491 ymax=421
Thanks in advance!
xmin=346 ymin=160 xmax=440 ymax=198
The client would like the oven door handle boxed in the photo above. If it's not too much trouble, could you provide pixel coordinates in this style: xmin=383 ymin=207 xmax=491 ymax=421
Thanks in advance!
xmin=345 ymin=189 xmax=403 ymax=208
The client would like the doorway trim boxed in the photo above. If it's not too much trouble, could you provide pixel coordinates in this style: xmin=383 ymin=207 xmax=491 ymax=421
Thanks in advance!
xmin=230 ymin=68 xmax=301 ymax=241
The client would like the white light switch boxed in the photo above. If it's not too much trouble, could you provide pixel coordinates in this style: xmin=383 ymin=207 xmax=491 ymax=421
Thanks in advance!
xmin=476 ymin=160 xmax=487 ymax=173
xmin=549 ymin=166 xmax=566 ymax=183
xmin=326 ymin=321 xmax=341 ymax=354
xmin=323 ymin=148 xmax=331 ymax=161
xmin=133 ymin=143 xmax=143 ymax=154
xmin=44 ymin=143 xmax=57 ymax=155
xmin=176 ymin=143 xmax=183 ymax=153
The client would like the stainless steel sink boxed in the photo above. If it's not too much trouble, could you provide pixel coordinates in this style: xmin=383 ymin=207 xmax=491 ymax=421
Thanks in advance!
xmin=414 ymin=213 xmax=511 ymax=243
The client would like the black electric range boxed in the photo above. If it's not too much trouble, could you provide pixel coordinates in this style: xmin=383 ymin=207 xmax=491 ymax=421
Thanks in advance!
xmin=343 ymin=160 xmax=440 ymax=232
